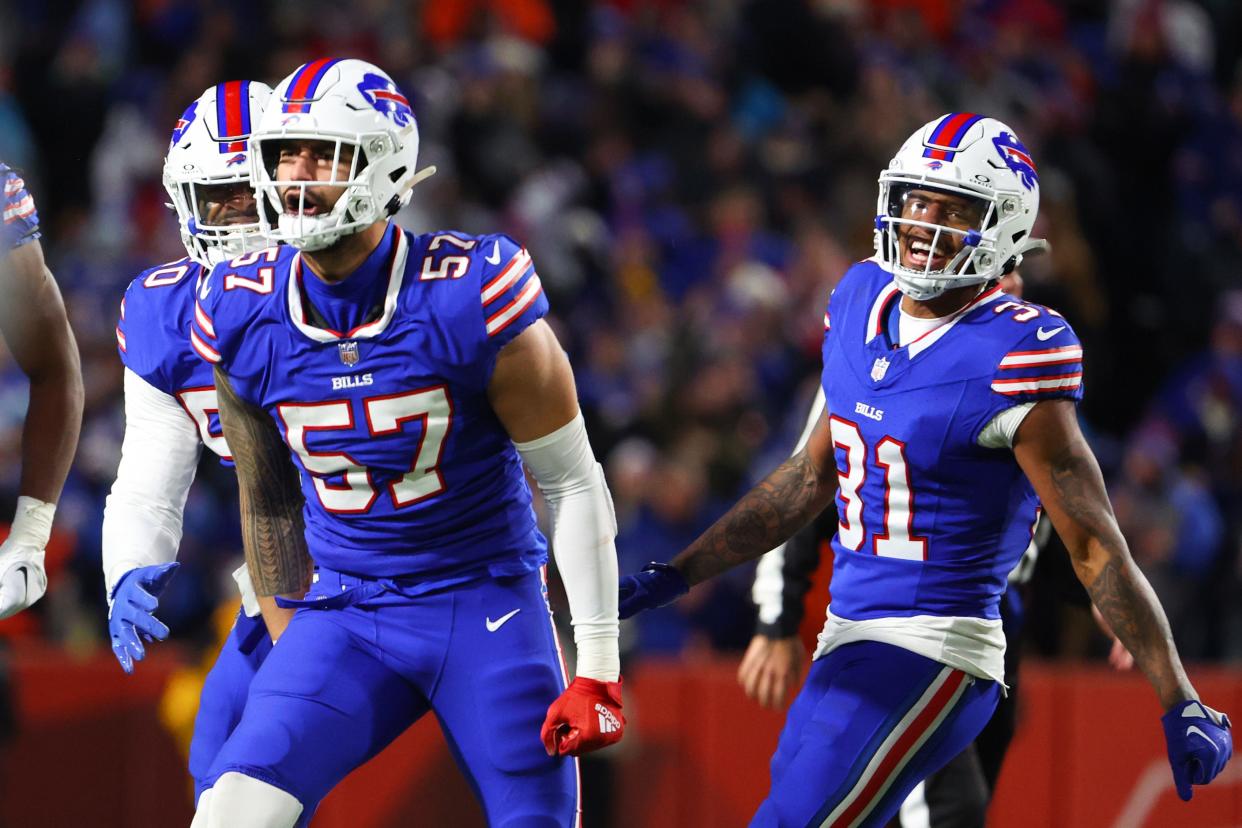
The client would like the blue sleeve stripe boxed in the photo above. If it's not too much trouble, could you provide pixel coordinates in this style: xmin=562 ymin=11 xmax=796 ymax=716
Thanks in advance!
xmin=991 ymin=372 xmax=1082 ymax=395
xmin=481 ymin=248 xmax=533 ymax=305
xmin=485 ymin=275 xmax=543 ymax=337
xmin=194 ymin=301 xmax=217 ymax=339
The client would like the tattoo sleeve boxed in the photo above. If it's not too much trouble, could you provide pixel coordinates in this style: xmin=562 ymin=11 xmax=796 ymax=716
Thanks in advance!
xmin=213 ymin=366 xmax=313 ymax=598
xmin=672 ymin=447 xmax=837 ymax=586
xmin=1047 ymin=443 xmax=1194 ymax=709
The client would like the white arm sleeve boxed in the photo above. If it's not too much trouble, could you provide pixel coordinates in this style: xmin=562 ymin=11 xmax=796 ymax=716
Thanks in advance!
xmin=101 ymin=368 xmax=204 ymax=596
xmin=515 ymin=411 xmax=620 ymax=682
xmin=752 ymin=385 xmax=825 ymax=621
xmin=976 ymin=402 xmax=1036 ymax=449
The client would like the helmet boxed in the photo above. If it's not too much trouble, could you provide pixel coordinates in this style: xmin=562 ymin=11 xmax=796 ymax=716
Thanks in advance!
xmin=163 ymin=81 xmax=273 ymax=266
xmin=249 ymin=58 xmax=436 ymax=252
xmin=874 ymin=113 xmax=1043 ymax=301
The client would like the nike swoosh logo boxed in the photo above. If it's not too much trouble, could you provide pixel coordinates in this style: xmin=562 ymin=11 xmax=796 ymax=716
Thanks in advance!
xmin=485 ymin=608 xmax=520 ymax=632
xmin=1036 ymin=325 xmax=1065 ymax=341
xmin=1187 ymin=724 xmax=1216 ymax=748
xmin=485 ymin=241 xmax=501 ymax=265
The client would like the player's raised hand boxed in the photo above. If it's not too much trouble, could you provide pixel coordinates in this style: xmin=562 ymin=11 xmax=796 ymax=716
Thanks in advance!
xmin=108 ymin=561 xmax=180 ymax=674
xmin=0 ymin=540 xmax=47 ymax=620
xmin=738 ymin=634 xmax=804 ymax=710
xmin=541 ymin=677 xmax=625 ymax=757
xmin=618 ymin=562 xmax=689 ymax=619
xmin=1162 ymin=699 xmax=1233 ymax=801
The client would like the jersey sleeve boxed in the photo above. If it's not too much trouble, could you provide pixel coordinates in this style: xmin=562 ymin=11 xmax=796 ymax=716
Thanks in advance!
xmin=477 ymin=234 xmax=548 ymax=352
xmin=2 ymin=166 xmax=40 ymax=251
xmin=990 ymin=318 xmax=1085 ymax=405
xmin=117 ymin=260 xmax=199 ymax=394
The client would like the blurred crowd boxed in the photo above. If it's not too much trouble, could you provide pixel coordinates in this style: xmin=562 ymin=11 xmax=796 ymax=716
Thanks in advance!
xmin=0 ymin=0 xmax=1239 ymax=665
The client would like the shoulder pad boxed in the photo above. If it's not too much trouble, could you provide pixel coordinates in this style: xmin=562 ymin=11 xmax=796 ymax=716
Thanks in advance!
xmin=987 ymin=299 xmax=1084 ymax=402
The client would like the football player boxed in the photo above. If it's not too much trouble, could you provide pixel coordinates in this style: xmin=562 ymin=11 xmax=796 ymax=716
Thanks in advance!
xmin=189 ymin=59 xmax=623 ymax=828
xmin=99 ymin=81 xmax=298 ymax=808
xmin=0 ymin=163 xmax=83 ymax=619
xmin=620 ymin=114 xmax=1233 ymax=826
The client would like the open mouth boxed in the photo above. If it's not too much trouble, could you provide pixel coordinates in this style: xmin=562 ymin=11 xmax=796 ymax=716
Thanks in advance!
xmin=903 ymin=236 xmax=953 ymax=271
xmin=214 ymin=210 xmax=259 ymax=226
xmin=284 ymin=190 xmax=327 ymax=216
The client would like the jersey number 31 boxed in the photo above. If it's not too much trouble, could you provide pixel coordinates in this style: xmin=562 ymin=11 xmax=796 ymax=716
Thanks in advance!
xmin=830 ymin=416 xmax=928 ymax=560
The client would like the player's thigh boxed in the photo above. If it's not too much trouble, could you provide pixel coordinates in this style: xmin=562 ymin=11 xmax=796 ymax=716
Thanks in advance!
xmin=207 ymin=606 xmax=428 ymax=808
xmin=752 ymin=642 xmax=998 ymax=828
xmin=432 ymin=571 xmax=577 ymax=827
xmin=190 ymin=613 xmax=273 ymax=802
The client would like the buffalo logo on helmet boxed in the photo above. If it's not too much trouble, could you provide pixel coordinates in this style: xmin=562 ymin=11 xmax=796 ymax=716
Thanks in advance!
xmin=171 ymin=101 xmax=199 ymax=148
xmin=356 ymin=73 xmax=414 ymax=127
xmin=991 ymin=131 xmax=1038 ymax=191
xmin=225 ymin=153 xmax=247 ymax=168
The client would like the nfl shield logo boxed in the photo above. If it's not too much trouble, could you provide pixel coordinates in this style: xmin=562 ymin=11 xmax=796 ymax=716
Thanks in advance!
xmin=870 ymin=356 xmax=890 ymax=382
xmin=338 ymin=341 xmax=360 ymax=367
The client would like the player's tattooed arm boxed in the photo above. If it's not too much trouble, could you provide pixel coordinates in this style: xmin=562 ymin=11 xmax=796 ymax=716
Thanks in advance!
xmin=1014 ymin=399 xmax=1195 ymax=710
xmin=213 ymin=366 xmax=313 ymax=605
xmin=672 ymin=410 xmax=838 ymax=586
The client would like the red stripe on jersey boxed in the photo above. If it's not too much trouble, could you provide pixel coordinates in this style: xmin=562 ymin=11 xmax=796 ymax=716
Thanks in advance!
xmin=481 ymin=249 xmax=532 ymax=305
xmin=991 ymin=371 xmax=1083 ymax=388
xmin=486 ymin=276 xmax=543 ymax=337
xmin=195 ymin=302 xmax=217 ymax=339
xmin=1001 ymin=345 xmax=1081 ymax=359
xmin=998 ymin=356 xmax=1081 ymax=370
xmin=190 ymin=328 xmax=221 ymax=363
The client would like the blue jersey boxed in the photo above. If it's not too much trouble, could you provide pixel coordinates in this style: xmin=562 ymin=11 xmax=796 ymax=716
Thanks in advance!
xmin=117 ymin=258 xmax=231 ymax=460
xmin=192 ymin=223 xmax=550 ymax=581
xmin=2 ymin=164 xmax=40 ymax=251
xmin=822 ymin=260 xmax=1084 ymax=622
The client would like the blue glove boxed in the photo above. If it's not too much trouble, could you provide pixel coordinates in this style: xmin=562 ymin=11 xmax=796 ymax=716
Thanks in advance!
xmin=618 ymin=562 xmax=689 ymax=619
xmin=1162 ymin=698 xmax=1233 ymax=801
xmin=108 ymin=561 xmax=180 ymax=674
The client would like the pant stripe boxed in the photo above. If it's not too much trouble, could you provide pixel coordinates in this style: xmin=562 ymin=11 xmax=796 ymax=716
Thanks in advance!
xmin=539 ymin=565 xmax=582 ymax=828
xmin=821 ymin=667 xmax=970 ymax=828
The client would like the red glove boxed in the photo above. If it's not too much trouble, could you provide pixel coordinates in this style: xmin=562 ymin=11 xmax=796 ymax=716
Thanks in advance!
xmin=541 ymin=676 xmax=625 ymax=757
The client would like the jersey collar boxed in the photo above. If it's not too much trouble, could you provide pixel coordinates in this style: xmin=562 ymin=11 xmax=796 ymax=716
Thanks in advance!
xmin=866 ymin=279 xmax=1003 ymax=358
xmin=286 ymin=227 xmax=409 ymax=342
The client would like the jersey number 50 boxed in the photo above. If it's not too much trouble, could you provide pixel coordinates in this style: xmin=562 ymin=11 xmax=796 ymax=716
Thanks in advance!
xmin=278 ymin=387 xmax=453 ymax=514
xmin=830 ymin=416 xmax=928 ymax=560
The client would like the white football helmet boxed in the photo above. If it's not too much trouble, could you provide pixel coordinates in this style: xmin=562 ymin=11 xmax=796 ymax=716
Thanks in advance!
xmin=248 ymin=58 xmax=435 ymax=251
xmin=874 ymin=113 xmax=1044 ymax=301
xmin=163 ymin=81 xmax=273 ymax=266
